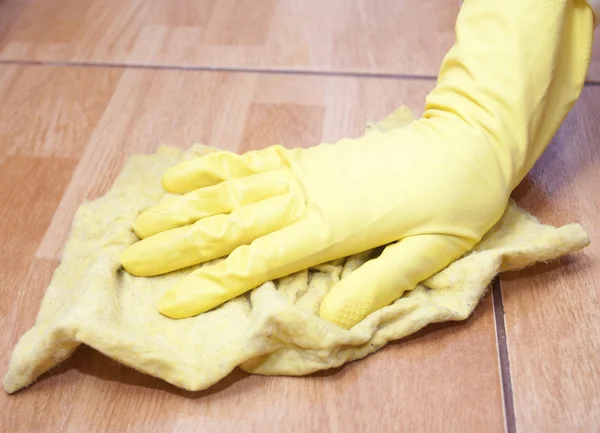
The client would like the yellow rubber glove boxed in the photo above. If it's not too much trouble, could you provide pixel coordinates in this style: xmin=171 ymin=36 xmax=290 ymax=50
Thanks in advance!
xmin=120 ymin=0 xmax=596 ymax=329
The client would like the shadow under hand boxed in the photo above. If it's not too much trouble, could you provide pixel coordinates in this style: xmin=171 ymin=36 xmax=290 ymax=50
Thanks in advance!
xmin=501 ymin=252 xmax=593 ymax=284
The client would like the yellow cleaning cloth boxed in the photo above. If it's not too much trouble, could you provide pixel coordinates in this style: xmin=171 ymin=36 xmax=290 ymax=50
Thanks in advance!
xmin=3 ymin=108 xmax=589 ymax=394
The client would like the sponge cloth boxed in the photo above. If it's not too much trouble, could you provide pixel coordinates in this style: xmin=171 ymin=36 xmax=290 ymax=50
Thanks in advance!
xmin=3 ymin=107 xmax=590 ymax=394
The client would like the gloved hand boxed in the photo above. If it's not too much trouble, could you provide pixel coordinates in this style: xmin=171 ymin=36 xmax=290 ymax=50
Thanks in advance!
xmin=120 ymin=0 xmax=596 ymax=329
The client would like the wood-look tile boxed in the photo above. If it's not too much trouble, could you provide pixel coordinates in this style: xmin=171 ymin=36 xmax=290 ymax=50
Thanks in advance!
xmin=0 ymin=156 xmax=77 ymax=250
xmin=0 ymin=0 xmax=459 ymax=75
xmin=0 ymin=66 xmax=122 ymax=159
xmin=240 ymin=103 xmax=325 ymax=152
xmin=1 ymin=1 xmax=599 ymax=81
xmin=0 ymin=156 xmax=77 ymax=408
xmin=502 ymin=87 xmax=600 ymax=431
xmin=201 ymin=0 xmax=274 ymax=46
xmin=0 ymin=0 xmax=31 ymax=52
xmin=590 ymin=27 xmax=600 ymax=81
xmin=252 ymin=75 xmax=327 ymax=106
xmin=2 ymin=297 xmax=503 ymax=433
xmin=146 ymin=0 xmax=217 ymax=27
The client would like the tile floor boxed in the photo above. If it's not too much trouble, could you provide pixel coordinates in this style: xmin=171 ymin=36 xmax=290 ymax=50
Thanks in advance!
xmin=0 ymin=1 xmax=598 ymax=432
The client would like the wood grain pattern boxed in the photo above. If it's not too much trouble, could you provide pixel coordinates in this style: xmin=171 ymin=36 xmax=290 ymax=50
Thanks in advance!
xmin=0 ymin=0 xmax=599 ymax=81
xmin=0 ymin=0 xmax=598 ymax=429
xmin=240 ymin=103 xmax=325 ymax=152
xmin=0 ymin=0 xmax=460 ymax=76
xmin=503 ymin=87 xmax=600 ymax=432
xmin=0 ymin=65 xmax=122 ymax=159
xmin=0 ymin=65 xmax=506 ymax=432
xmin=591 ymin=27 xmax=600 ymax=81
xmin=0 ymin=157 xmax=77 ymax=397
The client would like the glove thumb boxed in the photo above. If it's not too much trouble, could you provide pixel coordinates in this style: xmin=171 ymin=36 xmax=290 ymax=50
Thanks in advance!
xmin=319 ymin=234 xmax=472 ymax=329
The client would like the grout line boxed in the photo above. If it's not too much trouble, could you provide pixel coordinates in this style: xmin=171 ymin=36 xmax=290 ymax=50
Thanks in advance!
xmin=0 ymin=58 xmax=439 ymax=81
xmin=492 ymin=277 xmax=517 ymax=433
xmin=1 ymin=58 xmax=599 ymax=85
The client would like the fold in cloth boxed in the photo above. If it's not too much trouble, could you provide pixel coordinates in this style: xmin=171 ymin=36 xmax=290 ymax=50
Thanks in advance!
xmin=3 ymin=107 xmax=590 ymax=394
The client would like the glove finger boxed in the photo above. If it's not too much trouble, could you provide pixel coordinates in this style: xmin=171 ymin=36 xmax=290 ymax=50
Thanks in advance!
xmin=157 ymin=216 xmax=324 ymax=319
xmin=162 ymin=145 xmax=287 ymax=194
xmin=319 ymin=234 xmax=473 ymax=329
xmin=133 ymin=168 xmax=291 ymax=239
xmin=120 ymin=187 xmax=305 ymax=277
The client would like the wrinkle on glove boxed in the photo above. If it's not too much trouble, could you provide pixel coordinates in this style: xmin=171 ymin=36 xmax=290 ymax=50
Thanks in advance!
xmin=3 ymin=108 xmax=590 ymax=394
